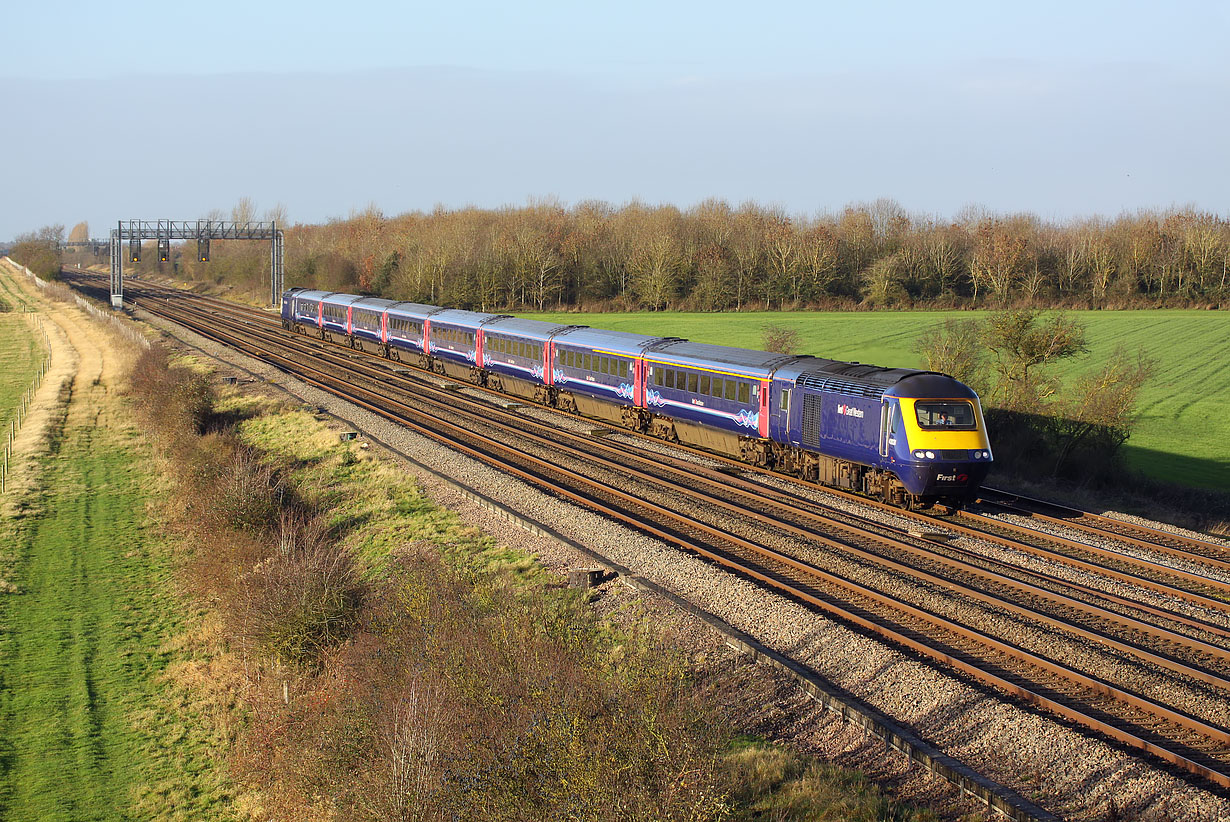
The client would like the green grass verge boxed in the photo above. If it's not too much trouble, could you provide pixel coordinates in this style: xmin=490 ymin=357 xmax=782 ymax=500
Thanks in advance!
xmin=0 ymin=315 xmax=43 ymax=433
xmin=0 ymin=410 xmax=233 ymax=819
xmin=521 ymin=309 xmax=1230 ymax=491
xmin=235 ymin=405 xmax=546 ymax=583
xmin=235 ymin=403 xmax=936 ymax=820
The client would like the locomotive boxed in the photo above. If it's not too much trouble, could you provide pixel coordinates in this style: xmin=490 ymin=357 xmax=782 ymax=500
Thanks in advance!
xmin=282 ymin=288 xmax=993 ymax=509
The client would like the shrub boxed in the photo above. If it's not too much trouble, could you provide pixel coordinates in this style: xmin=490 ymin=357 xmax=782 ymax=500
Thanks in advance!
xmin=761 ymin=324 xmax=802 ymax=355
xmin=239 ymin=512 xmax=363 ymax=667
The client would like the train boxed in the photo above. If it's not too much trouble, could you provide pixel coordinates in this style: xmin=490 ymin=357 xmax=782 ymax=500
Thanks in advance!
xmin=281 ymin=288 xmax=994 ymax=509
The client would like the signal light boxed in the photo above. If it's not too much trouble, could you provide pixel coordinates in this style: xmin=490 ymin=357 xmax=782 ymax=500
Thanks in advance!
xmin=158 ymin=238 xmax=170 ymax=262
xmin=130 ymin=242 xmax=141 ymax=263
xmin=197 ymin=237 xmax=210 ymax=262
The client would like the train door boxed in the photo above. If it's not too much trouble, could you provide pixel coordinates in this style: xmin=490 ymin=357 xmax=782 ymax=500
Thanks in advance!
xmin=771 ymin=380 xmax=800 ymax=445
xmin=878 ymin=400 xmax=891 ymax=459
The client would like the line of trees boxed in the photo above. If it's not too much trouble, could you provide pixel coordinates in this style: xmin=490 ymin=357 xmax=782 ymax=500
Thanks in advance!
xmin=9 ymin=224 xmax=64 ymax=281
xmin=84 ymin=198 xmax=1230 ymax=311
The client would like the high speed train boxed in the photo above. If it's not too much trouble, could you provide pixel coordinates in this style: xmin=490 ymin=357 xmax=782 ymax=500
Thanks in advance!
xmin=282 ymin=288 xmax=993 ymax=508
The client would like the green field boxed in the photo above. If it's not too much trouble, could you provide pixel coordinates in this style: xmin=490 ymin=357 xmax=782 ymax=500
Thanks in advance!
xmin=0 ymin=314 xmax=43 ymax=433
xmin=520 ymin=309 xmax=1230 ymax=491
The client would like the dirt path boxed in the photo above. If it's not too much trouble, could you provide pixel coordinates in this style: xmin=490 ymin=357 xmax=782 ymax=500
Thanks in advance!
xmin=0 ymin=265 xmax=79 ymax=506
xmin=0 ymin=265 xmax=232 ymax=820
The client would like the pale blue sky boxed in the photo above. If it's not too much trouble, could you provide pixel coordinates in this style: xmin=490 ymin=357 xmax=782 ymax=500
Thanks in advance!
xmin=3 ymin=1 xmax=1227 ymax=239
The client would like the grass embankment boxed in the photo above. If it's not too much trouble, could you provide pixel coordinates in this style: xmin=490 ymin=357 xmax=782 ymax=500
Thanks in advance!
xmin=523 ymin=309 xmax=1230 ymax=492
xmin=138 ymin=347 xmax=938 ymax=821
xmin=0 ymin=314 xmax=42 ymax=432
xmin=0 ymin=304 xmax=232 ymax=819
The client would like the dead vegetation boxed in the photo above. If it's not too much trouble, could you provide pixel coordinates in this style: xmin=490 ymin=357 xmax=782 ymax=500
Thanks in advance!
xmin=126 ymin=345 xmax=940 ymax=821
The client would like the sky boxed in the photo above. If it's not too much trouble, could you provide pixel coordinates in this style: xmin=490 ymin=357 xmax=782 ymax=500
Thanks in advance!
xmin=2 ymin=0 xmax=1228 ymax=240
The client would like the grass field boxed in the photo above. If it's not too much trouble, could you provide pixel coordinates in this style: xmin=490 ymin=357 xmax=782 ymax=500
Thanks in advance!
xmin=520 ymin=309 xmax=1230 ymax=491
xmin=0 ymin=314 xmax=43 ymax=433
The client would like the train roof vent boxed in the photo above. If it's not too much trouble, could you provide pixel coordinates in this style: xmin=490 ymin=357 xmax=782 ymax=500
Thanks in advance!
xmin=796 ymin=372 xmax=886 ymax=399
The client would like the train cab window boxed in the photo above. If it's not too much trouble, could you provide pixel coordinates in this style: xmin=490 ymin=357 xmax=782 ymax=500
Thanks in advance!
xmin=738 ymin=382 xmax=750 ymax=404
xmin=687 ymin=373 xmax=698 ymax=393
xmin=914 ymin=401 xmax=976 ymax=430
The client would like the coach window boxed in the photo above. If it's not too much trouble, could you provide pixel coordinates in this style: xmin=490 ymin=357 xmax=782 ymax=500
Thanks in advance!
xmin=698 ymin=374 xmax=709 ymax=395
xmin=687 ymin=372 xmax=698 ymax=393
xmin=725 ymin=380 xmax=738 ymax=401
xmin=738 ymin=382 xmax=750 ymax=404
xmin=653 ymin=367 xmax=663 ymax=386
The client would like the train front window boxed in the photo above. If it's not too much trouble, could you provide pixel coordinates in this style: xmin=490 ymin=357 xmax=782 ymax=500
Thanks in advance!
xmin=914 ymin=401 xmax=976 ymax=430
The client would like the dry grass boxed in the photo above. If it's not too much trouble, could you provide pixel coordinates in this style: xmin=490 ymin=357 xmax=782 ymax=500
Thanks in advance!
xmin=125 ymin=343 xmax=941 ymax=822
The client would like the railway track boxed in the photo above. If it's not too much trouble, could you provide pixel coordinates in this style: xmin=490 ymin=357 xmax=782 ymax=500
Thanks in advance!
xmin=71 ymin=273 xmax=1230 ymax=793
xmin=978 ymin=487 xmax=1230 ymax=567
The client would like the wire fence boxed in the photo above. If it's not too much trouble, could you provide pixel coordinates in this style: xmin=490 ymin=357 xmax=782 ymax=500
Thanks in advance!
xmin=0 ymin=256 xmax=154 ymax=493
xmin=2 ymin=315 xmax=52 ymax=494
xmin=2 ymin=256 xmax=150 ymax=351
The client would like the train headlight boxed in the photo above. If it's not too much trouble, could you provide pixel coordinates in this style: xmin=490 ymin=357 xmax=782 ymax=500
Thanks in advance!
xmin=913 ymin=450 xmax=925 ymax=459
xmin=925 ymin=450 xmax=935 ymax=459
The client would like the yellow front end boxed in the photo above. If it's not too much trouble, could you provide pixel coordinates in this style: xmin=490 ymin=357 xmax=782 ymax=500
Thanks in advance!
xmin=897 ymin=397 xmax=992 ymax=452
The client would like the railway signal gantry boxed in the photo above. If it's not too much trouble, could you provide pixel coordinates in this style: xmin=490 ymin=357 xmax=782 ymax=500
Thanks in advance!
xmin=107 ymin=219 xmax=285 ymax=308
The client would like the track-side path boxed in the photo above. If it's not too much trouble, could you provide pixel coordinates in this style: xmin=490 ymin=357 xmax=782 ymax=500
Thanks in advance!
xmin=0 ymin=265 xmax=231 ymax=821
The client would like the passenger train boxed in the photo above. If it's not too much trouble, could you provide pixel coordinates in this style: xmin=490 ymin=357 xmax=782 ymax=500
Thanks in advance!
xmin=282 ymin=288 xmax=993 ymax=508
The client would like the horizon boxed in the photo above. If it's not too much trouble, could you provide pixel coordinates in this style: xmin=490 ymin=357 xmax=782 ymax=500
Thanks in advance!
xmin=4 ymin=1 xmax=1228 ymax=240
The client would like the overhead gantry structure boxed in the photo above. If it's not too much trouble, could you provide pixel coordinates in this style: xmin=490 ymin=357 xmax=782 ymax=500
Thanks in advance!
xmin=109 ymin=220 xmax=285 ymax=308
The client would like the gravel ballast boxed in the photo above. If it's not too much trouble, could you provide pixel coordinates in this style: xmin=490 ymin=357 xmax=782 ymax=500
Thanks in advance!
xmin=133 ymin=305 xmax=1230 ymax=822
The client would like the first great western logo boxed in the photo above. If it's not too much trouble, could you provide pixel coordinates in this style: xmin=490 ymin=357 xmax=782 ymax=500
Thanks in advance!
xmin=836 ymin=403 xmax=865 ymax=418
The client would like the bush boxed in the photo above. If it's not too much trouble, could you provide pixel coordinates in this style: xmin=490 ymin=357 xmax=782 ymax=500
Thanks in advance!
xmin=239 ymin=512 xmax=362 ymax=667
xmin=919 ymin=311 xmax=1154 ymax=486
xmin=761 ymin=324 xmax=801 ymax=355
